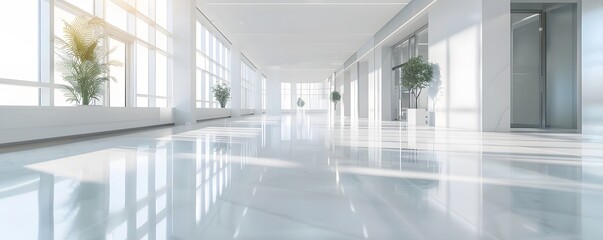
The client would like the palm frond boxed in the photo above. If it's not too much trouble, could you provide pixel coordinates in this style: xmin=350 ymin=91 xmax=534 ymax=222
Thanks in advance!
xmin=56 ymin=15 xmax=121 ymax=105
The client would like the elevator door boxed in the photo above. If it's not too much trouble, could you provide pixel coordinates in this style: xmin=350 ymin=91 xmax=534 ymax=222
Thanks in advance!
xmin=511 ymin=12 xmax=544 ymax=128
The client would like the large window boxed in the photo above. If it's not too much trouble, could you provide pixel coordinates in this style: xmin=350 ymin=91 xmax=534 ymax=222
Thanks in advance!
xmin=281 ymin=83 xmax=291 ymax=110
xmin=0 ymin=0 xmax=172 ymax=107
xmin=124 ymin=0 xmax=172 ymax=108
xmin=0 ymin=0 xmax=41 ymax=106
xmin=241 ymin=61 xmax=255 ymax=110
xmin=296 ymin=82 xmax=329 ymax=110
xmin=196 ymin=21 xmax=230 ymax=108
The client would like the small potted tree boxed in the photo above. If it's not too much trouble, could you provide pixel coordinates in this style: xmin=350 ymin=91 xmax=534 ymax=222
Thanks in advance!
xmin=211 ymin=82 xmax=231 ymax=108
xmin=56 ymin=16 xmax=120 ymax=106
xmin=297 ymin=97 xmax=305 ymax=109
xmin=330 ymin=91 xmax=341 ymax=110
xmin=401 ymin=56 xmax=434 ymax=126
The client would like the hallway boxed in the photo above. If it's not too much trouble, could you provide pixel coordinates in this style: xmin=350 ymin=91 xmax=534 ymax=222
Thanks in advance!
xmin=1 ymin=114 xmax=602 ymax=239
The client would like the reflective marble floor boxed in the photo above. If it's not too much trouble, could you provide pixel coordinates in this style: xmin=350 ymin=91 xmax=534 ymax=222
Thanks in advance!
xmin=1 ymin=113 xmax=603 ymax=240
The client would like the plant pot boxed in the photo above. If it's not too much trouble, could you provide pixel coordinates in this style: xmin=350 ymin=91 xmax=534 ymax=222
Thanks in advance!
xmin=407 ymin=109 xmax=428 ymax=126
xmin=428 ymin=111 xmax=436 ymax=126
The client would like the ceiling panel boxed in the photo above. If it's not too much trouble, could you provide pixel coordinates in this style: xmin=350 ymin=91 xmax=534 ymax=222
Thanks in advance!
xmin=198 ymin=0 xmax=410 ymax=82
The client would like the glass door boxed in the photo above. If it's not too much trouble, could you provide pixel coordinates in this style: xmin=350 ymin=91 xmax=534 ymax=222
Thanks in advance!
xmin=511 ymin=12 xmax=544 ymax=128
xmin=392 ymin=38 xmax=412 ymax=121
xmin=108 ymin=37 xmax=127 ymax=107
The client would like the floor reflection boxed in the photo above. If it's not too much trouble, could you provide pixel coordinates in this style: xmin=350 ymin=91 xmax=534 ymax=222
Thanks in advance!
xmin=0 ymin=113 xmax=602 ymax=239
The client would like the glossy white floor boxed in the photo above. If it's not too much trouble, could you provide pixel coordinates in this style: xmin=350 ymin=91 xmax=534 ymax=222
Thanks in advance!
xmin=1 ymin=113 xmax=603 ymax=239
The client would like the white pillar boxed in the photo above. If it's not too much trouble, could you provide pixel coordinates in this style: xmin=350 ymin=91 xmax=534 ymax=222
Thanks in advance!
xmin=172 ymin=0 xmax=196 ymax=125
xmin=255 ymin=72 xmax=263 ymax=115
xmin=343 ymin=70 xmax=351 ymax=117
xmin=481 ymin=0 xmax=510 ymax=132
xmin=349 ymin=63 xmax=358 ymax=119
xmin=358 ymin=62 xmax=369 ymax=118
xmin=291 ymin=82 xmax=297 ymax=113
xmin=231 ymin=46 xmax=242 ymax=117
xmin=266 ymin=78 xmax=281 ymax=115
xmin=336 ymin=72 xmax=344 ymax=118
xmin=582 ymin=0 xmax=603 ymax=135
xmin=377 ymin=46 xmax=393 ymax=121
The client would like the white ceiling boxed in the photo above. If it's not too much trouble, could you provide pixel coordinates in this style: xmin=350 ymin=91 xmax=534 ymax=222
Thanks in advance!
xmin=198 ymin=0 xmax=410 ymax=82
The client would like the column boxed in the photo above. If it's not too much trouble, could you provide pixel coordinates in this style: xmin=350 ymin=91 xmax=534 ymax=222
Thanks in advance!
xmin=358 ymin=62 xmax=369 ymax=118
xmin=291 ymin=82 xmax=297 ymax=113
xmin=582 ymin=0 xmax=603 ymax=135
xmin=343 ymin=70 xmax=351 ymax=117
xmin=231 ymin=46 xmax=242 ymax=117
xmin=256 ymin=72 xmax=263 ymax=115
xmin=172 ymin=0 xmax=196 ymax=125
xmin=266 ymin=78 xmax=282 ymax=115
xmin=481 ymin=0 xmax=511 ymax=132
xmin=377 ymin=46 xmax=393 ymax=121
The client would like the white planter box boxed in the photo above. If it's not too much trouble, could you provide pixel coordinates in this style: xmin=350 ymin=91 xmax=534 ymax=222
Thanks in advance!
xmin=407 ymin=109 xmax=428 ymax=126
xmin=429 ymin=111 xmax=436 ymax=126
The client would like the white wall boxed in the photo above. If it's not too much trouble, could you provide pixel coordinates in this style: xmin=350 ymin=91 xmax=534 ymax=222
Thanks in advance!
xmin=358 ymin=62 xmax=369 ymax=118
xmin=255 ymin=72 xmax=263 ymax=114
xmin=343 ymin=70 xmax=352 ymax=117
xmin=367 ymin=52 xmax=378 ymax=122
xmin=337 ymin=0 xmax=514 ymax=131
xmin=340 ymin=0 xmax=435 ymax=122
xmin=230 ymin=46 xmax=242 ymax=117
xmin=482 ymin=0 xmax=511 ymax=131
xmin=429 ymin=0 xmax=483 ymax=131
xmin=0 ymin=107 xmax=173 ymax=145
xmin=266 ymin=78 xmax=282 ymax=115
xmin=582 ymin=0 xmax=603 ymax=136
xmin=195 ymin=108 xmax=231 ymax=121
xmin=428 ymin=0 xmax=511 ymax=131
xmin=349 ymin=63 xmax=358 ymax=118
xmin=336 ymin=72 xmax=345 ymax=117
xmin=290 ymin=82 xmax=297 ymax=112
xmin=378 ymin=46 xmax=395 ymax=121
xmin=173 ymin=0 xmax=197 ymax=125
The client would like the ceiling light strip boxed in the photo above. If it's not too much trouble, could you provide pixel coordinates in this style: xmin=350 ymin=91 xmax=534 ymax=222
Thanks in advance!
xmin=196 ymin=6 xmax=233 ymax=45
xmin=335 ymin=0 xmax=438 ymax=77
xmin=242 ymin=53 xmax=259 ymax=70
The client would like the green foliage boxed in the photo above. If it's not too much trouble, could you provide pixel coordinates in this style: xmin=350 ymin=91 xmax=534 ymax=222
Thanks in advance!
xmin=330 ymin=91 xmax=342 ymax=110
xmin=211 ymin=82 xmax=231 ymax=108
xmin=330 ymin=91 xmax=341 ymax=103
xmin=56 ymin=16 xmax=120 ymax=105
xmin=297 ymin=97 xmax=305 ymax=108
xmin=401 ymin=56 xmax=434 ymax=108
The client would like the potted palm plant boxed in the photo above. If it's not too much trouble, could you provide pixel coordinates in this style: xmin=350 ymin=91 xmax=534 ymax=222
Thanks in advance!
xmin=211 ymin=82 xmax=231 ymax=108
xmin=330 ymin=91 xmax=341 ymax=110
xmin=56 ymin=16 xmax=119 ymax=106
xmin=400 ymin=56 xmax=434 ymax=126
